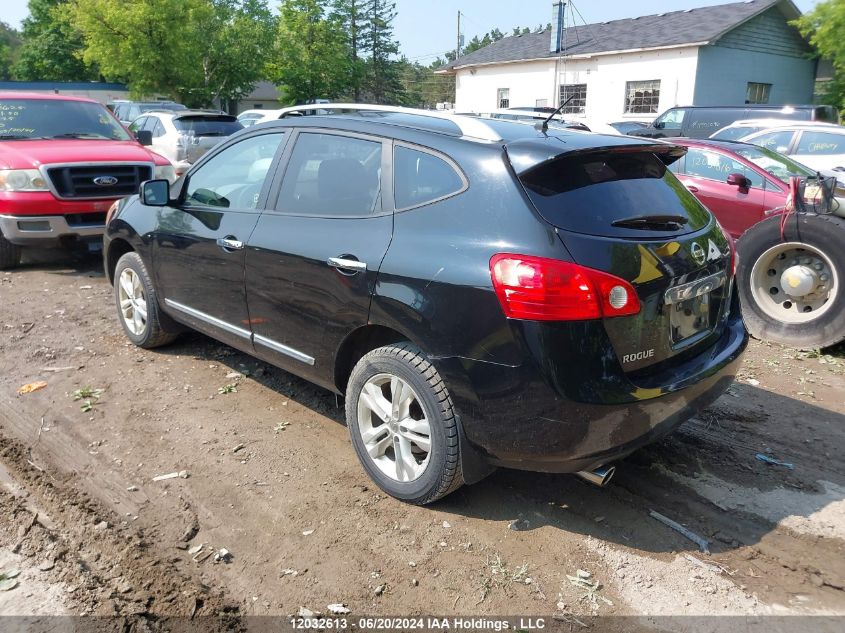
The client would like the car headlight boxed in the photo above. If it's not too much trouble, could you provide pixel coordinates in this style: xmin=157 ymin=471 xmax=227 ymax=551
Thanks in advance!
xmin=0 ymin=169 xmax=49 ymax=192
xmin=154 ymin=164 xmax=177 ymax=183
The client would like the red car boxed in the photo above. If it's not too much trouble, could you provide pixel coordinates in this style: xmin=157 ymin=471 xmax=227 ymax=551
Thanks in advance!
xmin=0 ymin=92 xmax=174 ymax=269
xmin=668 ymin=138 xmax=823 ymax=237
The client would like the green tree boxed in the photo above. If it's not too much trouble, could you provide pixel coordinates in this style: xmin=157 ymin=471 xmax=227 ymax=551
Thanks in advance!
xmin=70 ymin=0 xmax=206 ymax=99
xmin=795 ymin=0 xmax=845 ymax=112
xmin=14 ymin=0 xmax=97 ymax=81
xmin=331 ymin=0 xmax=366 ymax=100
xmin=0 ymin=22 xmax=21 ymax=80
xmin=268 ymin=0 xmax=350 ymax=104
xmin=70 ymin=0 xmax=274 ymax=107
xmin=183 ymin=0 xmax=276 ymax=108
xmin=361 ymin=0 xmax=404 ymax=103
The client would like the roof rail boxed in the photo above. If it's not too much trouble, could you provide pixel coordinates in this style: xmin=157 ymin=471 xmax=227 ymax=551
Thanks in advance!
xmin=275 ymin=103 xmax=503 ymax=142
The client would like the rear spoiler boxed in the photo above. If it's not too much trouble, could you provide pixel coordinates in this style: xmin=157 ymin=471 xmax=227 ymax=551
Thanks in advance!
xmin=506 ymin=138 xmax=687 ymax=176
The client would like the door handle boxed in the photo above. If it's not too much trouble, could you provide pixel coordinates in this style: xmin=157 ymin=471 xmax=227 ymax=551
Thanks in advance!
xmin=687 ymin=185 xmax=699 ymax=193
xmin=217 ymin=236 xmax=244 ymax=251
xmin=327 ymin=256 xmax=367 ymax=272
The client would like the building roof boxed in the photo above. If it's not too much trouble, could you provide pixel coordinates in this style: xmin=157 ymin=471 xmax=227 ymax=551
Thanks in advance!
xmin=437 ymin=0 xmax=801 ymax=72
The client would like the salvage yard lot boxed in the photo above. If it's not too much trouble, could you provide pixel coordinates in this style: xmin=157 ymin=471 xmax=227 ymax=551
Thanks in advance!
xmin=1 ymin=252 xmax=844 ymax=623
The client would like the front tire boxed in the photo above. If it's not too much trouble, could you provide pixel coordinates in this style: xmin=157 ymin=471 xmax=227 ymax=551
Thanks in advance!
xmin=737 ymin=214 xmax=845 ymax=349
xmin=113 ymin=252 xmax=178 ymax=349
xmin=346 ymin=343 xmax=463 ymax=505
xmin=0 ymin=231 xmax=22 ymax=270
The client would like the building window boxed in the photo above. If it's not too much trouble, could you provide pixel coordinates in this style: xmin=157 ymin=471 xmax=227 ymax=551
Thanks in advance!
xmin=558 ymin=83 xmax=587 ymax=115
xmin=625 ymin=80 xmax=661 ymax=114
xmin=746 ymin=82 xmax=772 ymax=104
xmin=497 ymin=88 xmax=510 ymax=109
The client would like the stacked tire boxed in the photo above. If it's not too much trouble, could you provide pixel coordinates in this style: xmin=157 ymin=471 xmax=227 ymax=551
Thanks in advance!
xmin=736 ymin=213 xmax=845 ymax=349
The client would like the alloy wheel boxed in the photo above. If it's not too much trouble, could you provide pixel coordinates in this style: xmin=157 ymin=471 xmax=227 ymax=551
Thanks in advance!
xmin=118 ymin=268 xmax=148 ymax=335
xmin=355 ymin=373 xmax=432 ymax=482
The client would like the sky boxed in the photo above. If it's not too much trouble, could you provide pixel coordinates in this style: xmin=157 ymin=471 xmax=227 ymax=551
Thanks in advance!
xmin=2 ymin=0 xmax=821 ymax=64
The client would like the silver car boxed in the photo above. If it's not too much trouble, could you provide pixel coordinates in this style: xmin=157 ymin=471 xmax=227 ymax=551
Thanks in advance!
xmin=129 ymin=110 xmax=243 ymax=176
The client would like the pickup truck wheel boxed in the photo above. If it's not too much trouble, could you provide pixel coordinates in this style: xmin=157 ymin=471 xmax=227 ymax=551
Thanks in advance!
xmin=0 ymin=231 xmax=22 ymax=269
xmin=737 ymin=214 xmax=845 ymax=349
xmin=114 ymin=252 xmax=178 ymax=349
xmin=346 ymin=343 xmax=463 ymax=505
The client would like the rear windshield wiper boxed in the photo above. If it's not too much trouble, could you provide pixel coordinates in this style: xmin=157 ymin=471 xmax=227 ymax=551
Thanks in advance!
xmin=611 ymin=214 xmax=689 ymax=231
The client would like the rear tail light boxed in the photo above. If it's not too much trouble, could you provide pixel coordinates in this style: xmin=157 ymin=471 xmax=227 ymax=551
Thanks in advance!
xmin=489 ymin=254 xmax=641 ymax=321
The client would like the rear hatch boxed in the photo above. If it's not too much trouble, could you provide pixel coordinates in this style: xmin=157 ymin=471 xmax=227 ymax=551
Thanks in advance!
xmin=174 ymin=115 xmax=243 ymax=163
xmin=508 ymin=137 xmax=734 ymax=373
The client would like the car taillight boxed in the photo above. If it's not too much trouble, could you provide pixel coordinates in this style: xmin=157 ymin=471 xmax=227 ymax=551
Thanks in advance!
xmin=489 ymin=254 xmax=641 ymax=321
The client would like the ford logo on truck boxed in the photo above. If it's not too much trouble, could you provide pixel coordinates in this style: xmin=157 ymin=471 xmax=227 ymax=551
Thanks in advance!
xmin=93 ymin=176 xmax=118 ymax=186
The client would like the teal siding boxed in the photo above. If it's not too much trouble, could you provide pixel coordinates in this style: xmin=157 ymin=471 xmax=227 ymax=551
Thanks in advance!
xmin=714 ymin=6 xmax=811 ymax=58
xmin=692 ymin=6 xmax=816 ymax=107
xmin=693 ymin=44 xmax=815 ymax=106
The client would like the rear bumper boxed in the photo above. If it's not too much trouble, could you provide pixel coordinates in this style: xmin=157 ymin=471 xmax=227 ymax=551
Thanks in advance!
xmin=0 ymin=214 xmax=105 ymax=246
xmin=434 ymin=309 xmax=748 ymax=474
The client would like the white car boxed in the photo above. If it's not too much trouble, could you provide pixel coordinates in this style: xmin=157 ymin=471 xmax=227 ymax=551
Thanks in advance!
xmin=237 ymin=108 xmax=286 ymax=127
xmin=129 ymin=110 xmax=243 ymax=175
xmin=710 ymin=118 xmax=839 ymax=141
xmin=739 ymin=125 xmax=845 ymax=183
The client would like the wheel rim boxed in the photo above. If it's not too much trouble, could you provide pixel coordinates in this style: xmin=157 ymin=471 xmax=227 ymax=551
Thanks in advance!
xmin=117 ymin=268 xmax=148 ymax=335
xmin=750 ymin=241 xmax=838 ymax=324
xmin=356 ymin=373 xmax=432 ymax=483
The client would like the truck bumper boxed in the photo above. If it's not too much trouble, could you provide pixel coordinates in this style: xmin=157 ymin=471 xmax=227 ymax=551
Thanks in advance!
xmin=0 ymin=214 xmax=105 ymax=247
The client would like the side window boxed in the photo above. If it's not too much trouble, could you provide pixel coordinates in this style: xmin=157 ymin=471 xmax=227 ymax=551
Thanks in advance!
xmin=796 ymin=131 xmax=845 ymax=155
xmin=151 ymin=118 xmax=166 ymax=138
xmin=184 ymin=132 xmax=285 ymax=210
xmin=276 ymin=133 xmax=382 ymax=217
xmin=394 ymin=146 xmax=466 ymax=210
xmin=127 ymin=105 xmax=140 ymax=121
xmin=655 ymin=108 xmax=686 ymax=131
xmin=684 ymin=149 xmax=763 ymax=188
xmin=750 ymin=130 xmax=795 ymax=153
xmin=128 ymin=117 xmax=147 ymax=134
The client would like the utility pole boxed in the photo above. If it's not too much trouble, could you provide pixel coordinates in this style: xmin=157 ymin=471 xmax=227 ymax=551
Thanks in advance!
xmin=456 ymin=11 xmax=461 ymax=59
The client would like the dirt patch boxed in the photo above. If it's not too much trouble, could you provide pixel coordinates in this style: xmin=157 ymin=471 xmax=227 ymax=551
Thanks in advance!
xmin=1 ymin=253 xmax=844 ymax=623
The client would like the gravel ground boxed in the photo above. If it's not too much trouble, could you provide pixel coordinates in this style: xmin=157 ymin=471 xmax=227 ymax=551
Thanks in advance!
xmin=0 ymin=251 xmax=843 ymax=631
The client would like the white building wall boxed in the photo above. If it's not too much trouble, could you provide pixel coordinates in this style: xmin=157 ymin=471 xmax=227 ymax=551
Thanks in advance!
xmin=453 ymin=46 xmax=700 ymax=123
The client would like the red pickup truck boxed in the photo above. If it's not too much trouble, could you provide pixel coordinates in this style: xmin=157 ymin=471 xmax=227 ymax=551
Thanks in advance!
xmin=0 ymin=92 xmax=174 ymax=268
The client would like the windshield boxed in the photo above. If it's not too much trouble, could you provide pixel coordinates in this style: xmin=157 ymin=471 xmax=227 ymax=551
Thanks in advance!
xmin=0 ymin=98 xmax=131 ymax=140
xmin=520 ymin=151 xmax=710 ymax=238
xmin=173 ymin=116 xmax=242 ymax=137
xmin=732 ymin=145 xmax=814 ymax=183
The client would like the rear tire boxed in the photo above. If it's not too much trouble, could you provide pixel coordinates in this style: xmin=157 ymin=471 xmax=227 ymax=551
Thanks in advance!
xmin=346 ymin=342 xmax=464 ymax=505
xmin=737 ymin=214 xmax=845 ymax=349
xmin=114 ymin=252 xmax=179 ymax=349
xmin=0 ymin=231 xmax=22 ymax=270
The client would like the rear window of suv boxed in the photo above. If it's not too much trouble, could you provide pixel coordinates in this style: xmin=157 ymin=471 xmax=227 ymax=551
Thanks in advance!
xmin=519 ymin=151 xmax=711 ymax=238
xmin=173 ymin=116 xmax=243 ymax=137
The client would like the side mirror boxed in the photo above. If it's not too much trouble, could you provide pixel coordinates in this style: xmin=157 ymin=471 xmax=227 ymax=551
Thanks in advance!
xmin=654 ymin=121 xmax=665 ymax=129
xmin=140 ymin=179 xmax=170 ymax=206
xmin=727 ymin=172 xmax=750 ymax=190
xmin=136 ymin=130 xmax=153 ymax=146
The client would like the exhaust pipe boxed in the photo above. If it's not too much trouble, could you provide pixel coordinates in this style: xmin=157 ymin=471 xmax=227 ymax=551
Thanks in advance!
xmin=576 ymin=465 xmax=615 ymax=487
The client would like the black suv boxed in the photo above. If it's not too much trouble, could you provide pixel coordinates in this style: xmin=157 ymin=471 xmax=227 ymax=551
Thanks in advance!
xmin=103 ymin=105 xmax=747 ymax=504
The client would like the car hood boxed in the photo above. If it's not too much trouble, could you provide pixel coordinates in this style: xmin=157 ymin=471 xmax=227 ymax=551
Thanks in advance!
xmin=0 ymin=139 xmax=163 ymax=170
